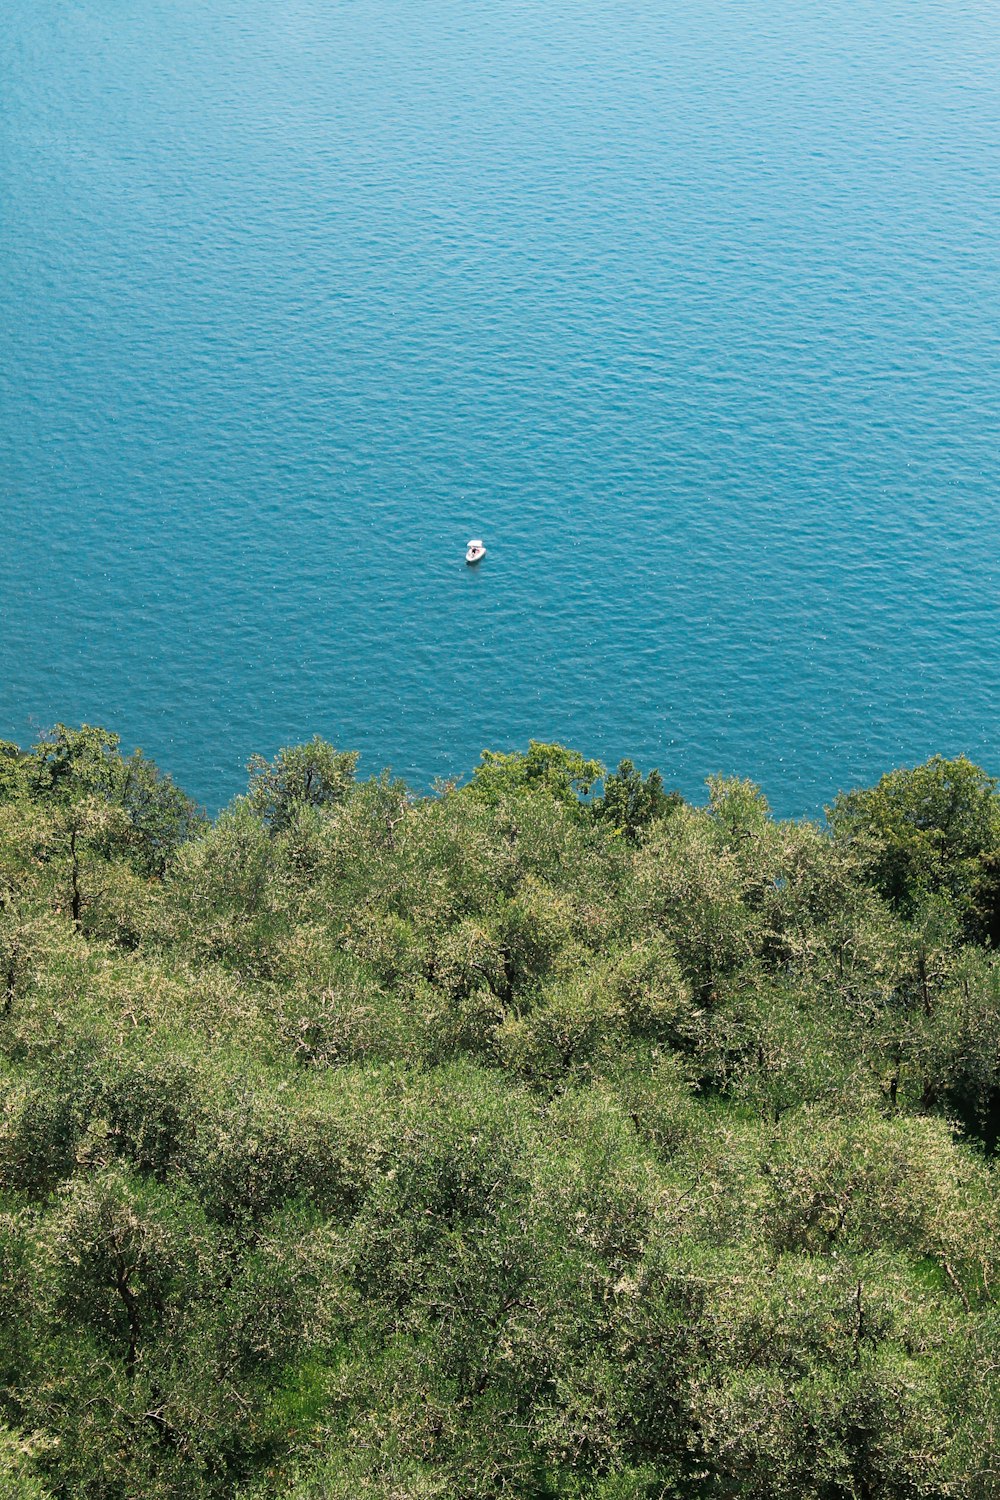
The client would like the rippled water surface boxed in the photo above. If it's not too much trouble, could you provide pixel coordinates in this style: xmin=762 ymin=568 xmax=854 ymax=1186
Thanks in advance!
xmin=2 ymin=0 xmax=998 ymax=813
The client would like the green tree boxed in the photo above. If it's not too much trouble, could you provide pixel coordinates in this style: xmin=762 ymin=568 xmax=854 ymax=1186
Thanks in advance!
xmin=0 ymin=742 xmax=26 ymax=804
xmin=828 ymin=755 xmax=1000 ymax=937
xmin=24 ymin=724 xmax=205 ymax=877
xmin=469 ymin=742 xmax=603 ymax=810
xmin=247 ymin=738 xmax=359 ymax=831
xmin=593 ymin=760 xmax=682 ymax=842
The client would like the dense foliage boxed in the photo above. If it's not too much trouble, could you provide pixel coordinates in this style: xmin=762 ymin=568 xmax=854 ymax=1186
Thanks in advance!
xmin=1 ymin=727 xmax=999 ymax=1498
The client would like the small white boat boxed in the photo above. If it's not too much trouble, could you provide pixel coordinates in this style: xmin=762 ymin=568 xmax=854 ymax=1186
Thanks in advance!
xmin=465 ymin=538 xmax=486 ymax=565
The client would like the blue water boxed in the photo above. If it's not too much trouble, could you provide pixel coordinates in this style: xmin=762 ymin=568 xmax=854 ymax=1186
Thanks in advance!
xmin=2 ymin=1 xmax=998 ymax=816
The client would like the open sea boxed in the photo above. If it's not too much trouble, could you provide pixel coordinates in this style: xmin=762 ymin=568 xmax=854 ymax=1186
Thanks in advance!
xmin=2 ymin=0 xmax=998 ymax=816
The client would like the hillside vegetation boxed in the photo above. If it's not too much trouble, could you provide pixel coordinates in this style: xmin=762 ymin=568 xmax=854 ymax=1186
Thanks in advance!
xmin=1 ymin=727 xmax=1000 ymax=1499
